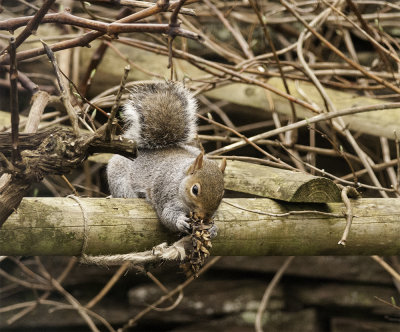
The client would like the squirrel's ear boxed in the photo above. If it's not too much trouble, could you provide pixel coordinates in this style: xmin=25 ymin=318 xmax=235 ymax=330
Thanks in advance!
xmin=220 ymin=157 xmax=227 ymax=174
xmin=187 ymin=152 xmax=204 ymax=175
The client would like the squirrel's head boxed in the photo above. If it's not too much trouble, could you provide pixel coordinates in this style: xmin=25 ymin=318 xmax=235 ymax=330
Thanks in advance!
xmin=181 ymin=152 xmax=226 ymax=220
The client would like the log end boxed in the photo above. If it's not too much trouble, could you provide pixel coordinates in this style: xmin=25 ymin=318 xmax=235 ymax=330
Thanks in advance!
xmin=290 ymin=178 xmax=341 ymax=203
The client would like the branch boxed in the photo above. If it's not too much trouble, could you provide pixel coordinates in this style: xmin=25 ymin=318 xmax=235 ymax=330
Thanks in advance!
xmin=2 ymin=197 xmax=400 ymax=256
xmin=0 ymin=0 xmax=55 ymax=55
xmin=9 ymin=38 xmax=21 ymax=163
xmin=0 ymin=4 xmax=200 ymax=65
xmin=0 ymin=126 xmax=137 ymax=227
xmin=1 ymin=12 xmax=201 ymax=37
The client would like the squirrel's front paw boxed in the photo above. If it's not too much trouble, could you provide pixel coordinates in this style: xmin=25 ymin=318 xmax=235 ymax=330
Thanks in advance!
xmin=209 ymin=224 xmax=218 ymax=239
xmin=176 ymin=215 xmax=192 ymax=234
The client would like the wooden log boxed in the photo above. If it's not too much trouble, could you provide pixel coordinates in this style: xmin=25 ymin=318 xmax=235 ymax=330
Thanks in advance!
xmin=1 ymin=197 xmax=399 ymax=256
xmin=224 ymin=160 xmax=341 ymax=202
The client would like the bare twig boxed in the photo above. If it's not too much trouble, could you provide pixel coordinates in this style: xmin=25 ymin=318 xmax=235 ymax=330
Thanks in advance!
xmin=344 ymin=0 xmax=392 ymax=70
xmin=209 ymin=102 xmax=400 ymax=155
xmin=167 ymin=0 xmax=188 ymax=72
xmin=0 ymin=0 xmax=55 ymax=55
xmin=6 ymin=257 xmax=77 ymax=325
xmin=280 ymin=0 xmax=400 ymax=95
xmin=24 ymin=91 xmax=50 ymax=134
xmin=395 ymin=131 xmax=400 ymax=191
xmin=85 ymin=262 xmax=130 ymax=309
xmin=371 ymin=256 xmax=400 ymax=282
xmin=105 ymin=65 xmax=130 ymax=141
xmin=338 ymin=186 xmax=359 ymax=246
xmin=41 ymin=40 xmax=80 ymax=135
xmin=204 ymin=0 xmax=253 ymax=59
xmin=249 ymin=0 xmax=296 ymax=121
xmin=119 ymin=256 xmax=221 ymax=331
xmin=197 ymin=113 xmax=296 ymax=170
xmin=0 ymin=1 xmax=194 ymax=66
xmin=34 ymin=257 xmax=101 ymax=332
xmin=255 ymin=256 xmax=295 ymax=332
xmin=374 ymin=296 xmax=400 ymax=311
xmin=223 ymin=200 xmax=344 ymax=218
xmin=9 ymin=38 xmax=21 ymax=163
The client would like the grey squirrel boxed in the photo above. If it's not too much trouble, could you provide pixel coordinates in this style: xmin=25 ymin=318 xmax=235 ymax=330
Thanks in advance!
xmin=107 ymin=81 xmax=226 ymax=237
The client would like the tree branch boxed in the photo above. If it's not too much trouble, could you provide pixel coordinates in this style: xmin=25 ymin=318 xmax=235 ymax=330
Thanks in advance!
xmin=2 ymin=197 xmax=400 ymax=256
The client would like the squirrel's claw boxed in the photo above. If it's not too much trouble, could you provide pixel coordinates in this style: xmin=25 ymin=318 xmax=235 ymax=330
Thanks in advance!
xmin=176 ymin=215 xmax=192 ymax=234
xmin=209 ymin=224 xmax=218 ymax=239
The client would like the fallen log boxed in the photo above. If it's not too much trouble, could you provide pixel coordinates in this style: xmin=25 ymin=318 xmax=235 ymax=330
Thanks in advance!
xmin=1 ymin=197 xmax=399 ymax=256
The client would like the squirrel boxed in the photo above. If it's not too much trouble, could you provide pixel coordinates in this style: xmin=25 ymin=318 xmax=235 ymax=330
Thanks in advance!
xmin=107 ymin=81 xmax=226 ymax=238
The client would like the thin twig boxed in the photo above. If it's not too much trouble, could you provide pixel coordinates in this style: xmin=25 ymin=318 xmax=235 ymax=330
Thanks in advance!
xmin=35 ymin=257 xmax=101 ymax=332
xmin=371 ymin=256 xmax=400 ymax=282
xmin=167 ymin=0 xmax=188 ymax=72
xmin=61 ymin=175 xmax=79 ymax=196
xmin=255 ymin=256 xmax=294 ymax=332
xmin=374 ymin=296 xmax=400 ymax=311
xmin=0 ymin=0 xmax=55 ymax=55
xmin=0 ymin=268 xmax=51 ymax=291
xmin=119 ymin=256 xmax=221 ymax=331
xmin=105 ymin=65 xmax=130 ymax=141
xmin=85 ymin=262 xmax=130 ymax=309
xmin=249 ymin=0 xmax=296 ymax=121
xmin=0 ymin=1 xmax=183 ymax=66
xmin=280 ymin=0 xmax=400 ymax=95
xmin=149 ymin=290 xmax=184 ymax=312
xmin=338 ymin=186 xmax=358 ymax=246
xmin=197 ymin=113 xmax=296 ymax=170
xmin=41 ymin=40 xmax=80 ymax=135
xmin=9 ymin=37 xmax=21 ymax=163
xmin=6 ymin=257 xmax=77 ymax=325
xmin=223 ymin=200 xmax=344 ymax=218
xmin=395 ymin=131 xmax=400 ymax=191
xmin=209 ymin=102 xmax=400 ymax=156
xmin=24 ymin=91 xmax=50 ymax=134
xmin=204 ymin=0 xmax=253 ymax=59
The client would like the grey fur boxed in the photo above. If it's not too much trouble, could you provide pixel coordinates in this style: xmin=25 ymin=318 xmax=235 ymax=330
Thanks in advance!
xmin=107 ymin=81 xmax=224 ymax=236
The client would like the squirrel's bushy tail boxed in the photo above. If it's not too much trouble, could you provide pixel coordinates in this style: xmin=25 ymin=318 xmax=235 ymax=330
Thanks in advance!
xmin=123 ymin=81 xmax=197 ymax=149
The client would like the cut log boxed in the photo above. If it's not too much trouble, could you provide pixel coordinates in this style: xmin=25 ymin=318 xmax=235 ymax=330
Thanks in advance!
xmin=1 ymin=197 xmax=399 ymax=256
xmin=224 ymin=160 xmax=341 ymax=202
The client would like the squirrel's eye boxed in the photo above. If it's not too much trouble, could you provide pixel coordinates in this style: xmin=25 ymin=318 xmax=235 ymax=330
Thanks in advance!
xmin=191 ymin=184 xmax=199 ymax=196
